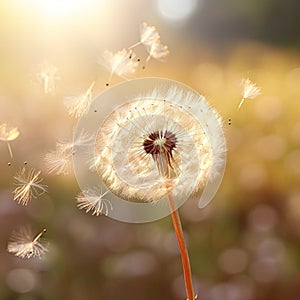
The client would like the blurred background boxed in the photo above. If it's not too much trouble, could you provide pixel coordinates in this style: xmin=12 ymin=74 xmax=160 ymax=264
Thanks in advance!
xmin=0 ymin=0 xmax=300 ymax=299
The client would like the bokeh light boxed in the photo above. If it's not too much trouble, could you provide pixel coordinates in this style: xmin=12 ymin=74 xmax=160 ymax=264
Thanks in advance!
xmin=6 ymin=269 xmax=37 ymax=293
xmin=156 ymin=0 xmax=198 ymax=21
xmin=16 ymin=0 xmax=99 ymax=17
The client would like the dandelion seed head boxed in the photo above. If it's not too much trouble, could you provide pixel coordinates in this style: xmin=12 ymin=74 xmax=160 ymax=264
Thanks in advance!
xmin=73 ymin=78 xmax=226 ymax=222
xmin=13 ymin=167 xmax=47 ymax=205
xmin=7 ymin=227 xmax=48 ymax=259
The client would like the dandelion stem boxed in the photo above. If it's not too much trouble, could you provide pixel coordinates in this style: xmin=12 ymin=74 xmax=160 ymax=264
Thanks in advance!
xmin=238 ymin=98 xmax=245 ymax=110
xmin=167 ymin=193 xmax=195 ymax=300
xmin=44 ymin=78 xmax=49 ymax=94
xmin=86 ymin=81 xmax=96 ymax=95
xmin=7 ymin=141 xmax=13 ymax=158
xmin=128 ymin=41 xmax=141 ymax=49
xmin=108 ymin=72 xmax=113 ymax=84
xmin=33 ymin=228 xmax=46 ymax=243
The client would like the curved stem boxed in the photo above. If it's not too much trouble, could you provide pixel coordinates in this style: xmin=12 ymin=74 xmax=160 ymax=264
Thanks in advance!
xmin=167 ymin=193 xmax=195 ymax=300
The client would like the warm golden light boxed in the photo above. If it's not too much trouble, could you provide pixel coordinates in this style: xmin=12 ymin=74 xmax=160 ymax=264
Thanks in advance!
xmin=25 ymin=0 xmax=98 ymax=17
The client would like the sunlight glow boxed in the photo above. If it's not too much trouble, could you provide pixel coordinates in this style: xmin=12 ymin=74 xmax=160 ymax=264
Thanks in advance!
xmin=30 ymin=0 xmax=98 ymax=17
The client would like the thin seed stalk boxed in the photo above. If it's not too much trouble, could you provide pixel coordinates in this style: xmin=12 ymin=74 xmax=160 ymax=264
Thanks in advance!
xmin=167 ymin=193 xmax=195 ymax=300
xmin=7 ymin=141 xmax=13 ymax=158
xmin=153 ymin=145 xmax=196 ymax=299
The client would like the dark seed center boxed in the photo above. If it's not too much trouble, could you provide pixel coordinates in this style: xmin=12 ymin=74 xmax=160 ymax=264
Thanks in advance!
xmin=143 ymin=130 xmax=177 ymax=158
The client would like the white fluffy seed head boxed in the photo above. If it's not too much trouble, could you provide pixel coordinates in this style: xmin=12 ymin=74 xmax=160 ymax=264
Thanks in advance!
xmin=93 ymin=85 xmax=226 ymax=204
xmin=72 ymin=78 xmax=227 ymax=222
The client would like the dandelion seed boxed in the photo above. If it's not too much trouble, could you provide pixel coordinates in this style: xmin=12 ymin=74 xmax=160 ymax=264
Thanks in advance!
xmin=0 ymin=123 xmax=19 ymax=158
xmin=128 ymin=22 xmax=169 ymax=66
xmin=88 ymin=154 xmax=102 ymax=172
xmin=58 ymin=130 xmax=94 ymax=154
xmin=76 ymin=188 xmax=112 ymax=216
xmin=45 ymin=147 xmax=73 ymax=175
xmin=7 ymin=227 xmax=48 ymax=259
xmin=36 ymin=61 xmax=59 ymax=94
xmin=98 ymin=49 xmax=138 ymax=85
xmin=13 ymin=167 xmax=47 ymax=205
xmin=98 ymin=49 xmax=139 ymax=85
xmin=238 ymin=78 xmax=261 ymax=110
xmin=128 ymin=22 xmax=160 ymax=49
xmin=45 ymin=131 xmax=93 ymax=175
xmin=145 ymin=40 xmax=169 ymax=63
xmin=0 ymin=123 xmax=19 ymax=141
xmin=64 ymin=81 xmax=95 ymax=118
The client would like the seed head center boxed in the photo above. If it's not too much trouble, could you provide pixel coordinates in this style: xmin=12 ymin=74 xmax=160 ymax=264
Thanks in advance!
xmin=143 ymin=130 xmax=177 ymax=170
xmin=154 ymin=137 xmax=166 ymax=151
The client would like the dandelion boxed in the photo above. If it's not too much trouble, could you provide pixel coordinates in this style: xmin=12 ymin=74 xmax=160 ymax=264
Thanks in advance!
xmin=76 ymin=188 xmax=112 ymax=216
xmin=238 ymin=78 xmax=261 ymax=110
xmin=37 ymin=61 xmax=59 ymax=94
xmin=13 ymin=167 xmax=47 ymax=205
xmin=98 ymin=49 xmax=139 ymax=86
xmin=73 ymin=78 xmax=226 ymax=300
xmin=94 ymin=86 xmax=225 ymax=204
xmin=64 ymin=81 xmax=95 ymax=118
xmin=7 ymin=227 xmax=48 ymax=259
xmin=0 ymin=123 xmax=19 ymax=158
xmin=128 ymin=22 xmax=160 ymax=49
